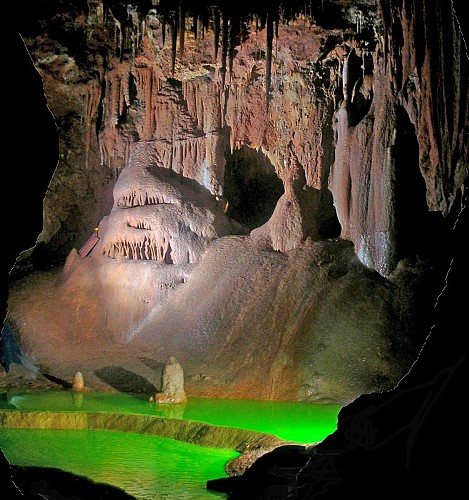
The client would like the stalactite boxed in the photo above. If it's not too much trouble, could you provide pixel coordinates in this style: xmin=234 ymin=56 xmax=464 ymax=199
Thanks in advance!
xmin=133 ymin=66 xmax=163 ymax=140
xmin=103 ymin=234 xmax=174 ymax=263
xmin=213 ymin=7 xmax=220 ymax=60
xmin=182 ymin=78 xmax=223 ymax=134
xmin=265 ymin=12 xmax=274 ymax=112
xmin=84 ymin=80 xmax=102 ymax=168
xmin=110 ymin=16 xmax=123 ymax=57
xmin=193 ymin=14 xmax=198 ymax=40
xmin=138 ymin=20 xmax=145 ymax=52
xmin=178 ymin=0 xmax=185 ymax=60
xmin=196 ymin=15 xmax=204 ymax=46
xmin=278 ymin=4 xmax=285 ymax=25
xmin=145 ymin=68 xmax=154 ymax=136
xmin=228 ymin=14 xmax=239 ymax=79
xmin=221 ymin=12 xmax=228 ymax=85
xmin=161 ymin=15 xmax=166 ymax=45
xmin=118 ymin=73 xmax=128 ymax=121
xmin=171 ymin=18 xmax=177 ymax=75
xmin=117 ymin=188 xmax=175 ymax=208
xmin=110 ymin=76 xmax=120 ymax=125
xmin=199 ymin=16 xmax=204 ymax=40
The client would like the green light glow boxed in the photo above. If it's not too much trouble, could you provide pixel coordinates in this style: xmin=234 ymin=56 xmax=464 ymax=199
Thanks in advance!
xmin=182 ymin=397 xmax=340 ymax=444
xmin=0 ymin=428 xmax=233 ymax=499
xmin=0 ymin=390 xmax=341 ymax=499
xmin=1 ymin=390 xmax=340 ymax=444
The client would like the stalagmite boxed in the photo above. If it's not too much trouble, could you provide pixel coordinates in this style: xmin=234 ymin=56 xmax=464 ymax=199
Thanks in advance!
xmin=154 ymin=356 xmax=187 ymax=404
xmin=72 ymin=372 xmax=85 ymax=391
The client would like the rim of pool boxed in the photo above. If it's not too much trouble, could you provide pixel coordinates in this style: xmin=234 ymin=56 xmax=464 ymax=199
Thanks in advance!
xmin=0 ymin=388 xmax=341 ymax=499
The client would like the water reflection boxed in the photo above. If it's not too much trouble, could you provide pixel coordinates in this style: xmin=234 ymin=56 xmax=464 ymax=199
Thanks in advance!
xmin=0 ymin=391 xmax=27 ymax=409
xmin=71 ymin=391 xmax=84 ymax=408
xmin=153 ymin=402 xmax=187 ymax=419
xmin=1 ymin=388 xmax=341 ymax=443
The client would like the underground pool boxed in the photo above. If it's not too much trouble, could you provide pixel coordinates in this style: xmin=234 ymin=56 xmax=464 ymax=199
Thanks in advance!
xmin=0 ymin=389 xmax=341 ymax=499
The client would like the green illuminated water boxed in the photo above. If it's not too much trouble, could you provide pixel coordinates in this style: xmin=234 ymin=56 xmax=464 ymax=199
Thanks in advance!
xmin=0 ymin=428 xmax=234 ymax=499
xmin=1 ymin=389 xmax=340 ymax=443
xmin=0 ymin=390 xmax=341 ymax=499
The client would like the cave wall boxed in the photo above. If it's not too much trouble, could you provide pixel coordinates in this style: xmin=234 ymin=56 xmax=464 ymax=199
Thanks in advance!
xmin=14 ymin=0 xmax=467 ymax=277
xmin=5 ymin=0 xmax=467 ymax=403
xmin=16 ymin=0 xmax=468 ymax=277
xmin=329 ymin=0 xmax=468 ymax=274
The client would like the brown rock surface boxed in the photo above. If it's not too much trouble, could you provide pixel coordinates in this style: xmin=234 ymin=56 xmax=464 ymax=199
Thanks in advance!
xmin=6 ymin=0 xmax=468 ymax=404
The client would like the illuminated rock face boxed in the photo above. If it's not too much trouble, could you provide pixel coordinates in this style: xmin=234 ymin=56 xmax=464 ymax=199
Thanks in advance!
xmin=7 ymin=0 xmax=468 ymax=404
xmin=18 ymin=0 xmax=467 ymax=276
xmin=53 ymin=144 xmax=244 ymax=343
xmin=98 ymin=147 xmax=241 ymax=265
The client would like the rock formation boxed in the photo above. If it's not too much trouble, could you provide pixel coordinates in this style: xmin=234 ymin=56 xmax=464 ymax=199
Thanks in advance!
xmin=5 ymin=0 xmax=468 ymax=405
xmin=72 ymin=371 xmax=85 ymax=391
xmin=154 ymin=356 xmax=187 ymax=403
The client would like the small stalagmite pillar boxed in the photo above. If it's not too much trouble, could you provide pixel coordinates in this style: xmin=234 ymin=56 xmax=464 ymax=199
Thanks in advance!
xmin=154 ymin=356 xmax=187 ymax=403
xmin=72 ymin=371 xmax=85 ymax=392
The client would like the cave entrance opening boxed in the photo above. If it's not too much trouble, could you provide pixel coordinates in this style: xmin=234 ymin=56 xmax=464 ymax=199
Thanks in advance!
xmin=223 ymin=146 xmax=284 ymax=230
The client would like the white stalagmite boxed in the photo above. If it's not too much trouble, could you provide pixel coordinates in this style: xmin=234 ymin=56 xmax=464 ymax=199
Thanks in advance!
xmin=154 ymin=356 xmax=187 ymax=404
xmin=72 ymin=371 xmax=85 ymax=391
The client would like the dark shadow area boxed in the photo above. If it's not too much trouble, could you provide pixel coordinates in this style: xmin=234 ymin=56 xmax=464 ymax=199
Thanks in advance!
xmin=318 ymin=189 xmax=342 ymax=238
xmin=346 ymin=50 xmax=373 ymax=127
xmin=1 ymin=33 xmax=58 ymax=321
xmin=0 ymin=322 xmax=23 ymax=374
xmin=0 ymin=449 xmax=136 ymax=500
xmin=138 ymin=356 xmax=165 ymax=391
xmin=41 ymin=374 xmax=72 ymax=390
xmin=392 ymin=107 xmax=449 ymax=267
xmin=94 ymin=366 xmax=156 ymax=398
xmin=390 ymin=106 xmax=454 ymax=359
xmin=0 ymin=392 xmax=18 ymax=410
xmin=138 ymin=356 xmax=165 ymax=372
xmin=224 ymin=146 xmax=284 ymax=230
